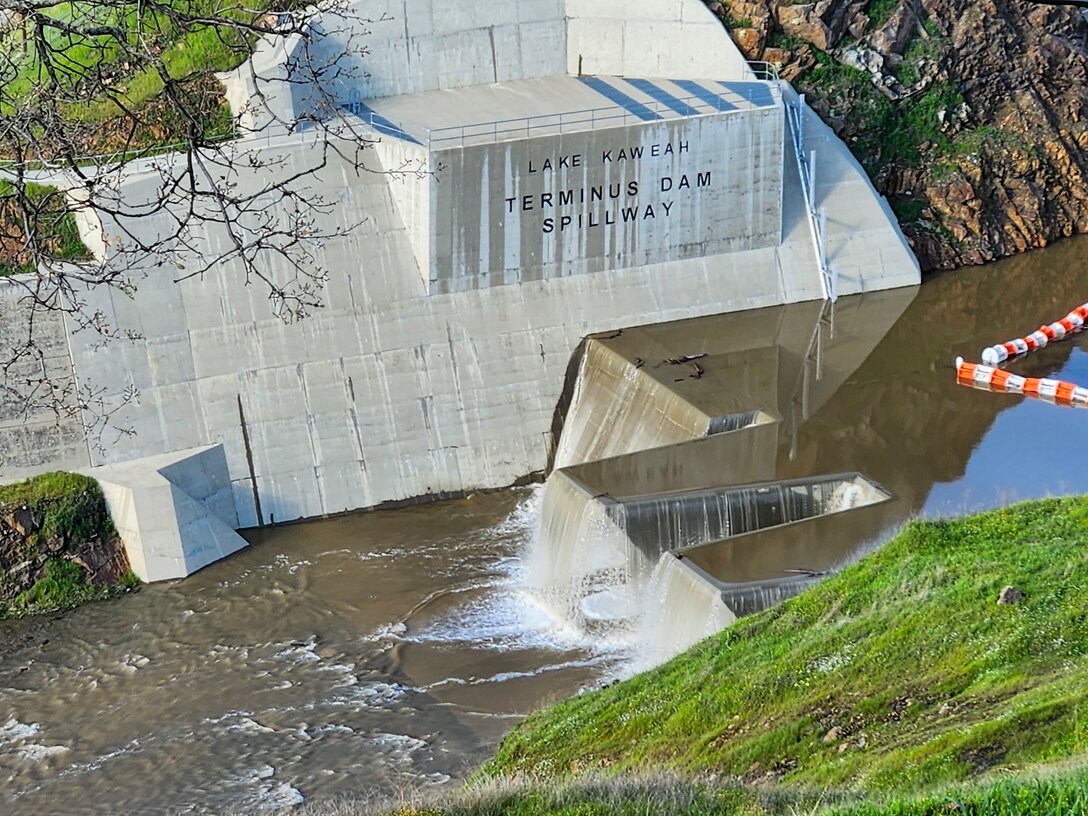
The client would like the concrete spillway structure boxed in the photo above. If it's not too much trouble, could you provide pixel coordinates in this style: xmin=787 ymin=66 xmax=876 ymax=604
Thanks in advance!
xmin=528 ymin=290 xmax=909 ymax=659
xmin=0 ymin=0 xmax=918 ymax=578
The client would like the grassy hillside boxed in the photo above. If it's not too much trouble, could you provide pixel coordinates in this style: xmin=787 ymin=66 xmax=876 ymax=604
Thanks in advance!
xmin=367 ymin=768 xmax=1088 ymax=816
xmin=0 ymin=0 xmax=272 ymax=152
xmin=0 ymin=180 xmax=91 ymax=275
xmin=480 ymin=496 xmax=1088 ymax=793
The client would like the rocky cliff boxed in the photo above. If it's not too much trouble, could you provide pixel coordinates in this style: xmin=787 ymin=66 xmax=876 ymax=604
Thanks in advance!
xmin=707 ymin=0 xmax=1088 ymax=271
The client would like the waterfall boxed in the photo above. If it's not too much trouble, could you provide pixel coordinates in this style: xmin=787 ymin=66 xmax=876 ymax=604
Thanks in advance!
xmin=526 ymin=472 xmax=633 ymax=630
xmin=631 ymin=555 xmax=735 ymax=670
xmin=619 ymin=475 xmax=888 ymax=560
xmin=529 ymin=304 xmax=899 ymax=672
xmin=528 ymin=462 xmax=891 ymax=648
xmin=721 ymin=577 xmax=818 ymax=617
xmin=553 ymin=341 xmax=710 ymax=469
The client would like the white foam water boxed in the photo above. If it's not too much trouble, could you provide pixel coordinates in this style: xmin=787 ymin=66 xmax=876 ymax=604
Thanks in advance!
xmin=526 ymin=474 xmax=631 ymax=626
xmin=0 ymin=718 xmax=69 ymax=765
xmin=629 ymin=555 xmax=735 ymax=674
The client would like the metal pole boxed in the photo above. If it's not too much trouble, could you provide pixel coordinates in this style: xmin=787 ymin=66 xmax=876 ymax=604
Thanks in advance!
xmin=798 ymin=93 xmax=805 ymax=152
xmin=809 ymin=148 xmax=817 ymax=214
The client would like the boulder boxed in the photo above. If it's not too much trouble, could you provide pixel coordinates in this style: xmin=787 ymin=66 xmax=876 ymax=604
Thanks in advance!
xmin=997 ymin=585 xmax=1025 ymax=605
xmin=868 ymin=0 xmax=918 ymax=57
xmin=732 ymin=27 xmax=766 ymax=60
xmin=776 ymin=3 xmax=833 ymax=51
xmin=6 ymin=506 xmax=39 ymax=537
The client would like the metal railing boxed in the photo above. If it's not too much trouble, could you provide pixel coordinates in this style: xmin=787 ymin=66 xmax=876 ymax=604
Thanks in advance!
xmin=1 ymin=64 xmax=786 ymax=176
xmin=424 ymin=84 xmax=782 ymax=150
xmin=785 ymin=87 xmax=838 ymax=304
xmin=746 ymin=60 xmax=781 ymax=82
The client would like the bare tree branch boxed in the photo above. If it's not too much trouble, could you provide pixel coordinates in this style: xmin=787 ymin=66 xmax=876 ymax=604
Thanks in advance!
xmin=0 ymin=0 xmax=389 ymax=448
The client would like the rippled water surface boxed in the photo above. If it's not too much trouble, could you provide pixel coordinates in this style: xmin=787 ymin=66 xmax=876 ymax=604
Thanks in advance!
xmin=4 ymin=240 xmax=1088 ymax=813
xmin=0 ymin=488 xmax=620 ymax=814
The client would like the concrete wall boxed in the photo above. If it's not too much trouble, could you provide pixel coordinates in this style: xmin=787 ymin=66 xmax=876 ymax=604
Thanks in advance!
xmin=48 ymin=131 xmax=819 ymax=528
xmin=237 ymin=0 xmax=753 ymax=125
xmin=0 ymin=278 xmax=90 ymax=483
xmin=1 ymin=89 xmax=918 ymax=534
xmin=566 ymin=0 xmax=752 ymax=80
xmin=375 ymin=137 xmax=432 ymax=286
xmin=431 ymin=106 xmax=783 ymax=292
xmin=308 ymin=0 xmax=569 ymax=104
xmin=0 ymin=0 xmax=920 ymax=560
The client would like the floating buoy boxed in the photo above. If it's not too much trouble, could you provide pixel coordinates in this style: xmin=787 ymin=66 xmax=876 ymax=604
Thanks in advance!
xmin=980 ymin=303 xmax=1088 ymax=365
xmin=954 ymin=356 xmax=1088 ymax=408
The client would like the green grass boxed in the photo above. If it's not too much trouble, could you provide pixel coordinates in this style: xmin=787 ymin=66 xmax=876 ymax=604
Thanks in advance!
xmin=720 ymin=15 xmax=754 ymax=30
xmin=0 ymin=0 xmax=268 ymax=150
xmin=67 ymin=21 xmax=255 ymax=125
xmin=796 ymin=50 xmax=967 ymax=177
xmin=327 ymin=766 xmax=1088 ymax=816
xmin=0 ymin=471 xmax=116 ymax=545
xmin=0 ymin=471 xmax=138 ymax=618
xmin=865 ymin=0 xmax=900 ymax=29
xmin=0 ymin=180 xmax=91 ymax=275
xmin=889 ymin=195 xmax=926 ymax=223
xmin=6 ymin=557 xmax=139 ymax=617
xmin=823 ymin=769 xmax=1088 ymax=815
xmin=388 ymin=776 xmax=769 ymax=816
xmin=480 ymin=497 xmax=1088 ymax=793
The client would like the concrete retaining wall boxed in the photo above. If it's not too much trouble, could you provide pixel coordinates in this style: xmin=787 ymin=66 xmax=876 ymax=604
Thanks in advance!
xmin=224 ymin=0 xmax=753 ymax=128
xmin=301 ymin=0 xmax=749 ymax=106
xmin=0 ymin=278 xmax=90 ymax=482
xmin=566 ymin=0 xmax=751 ymax=80
xmin=431 ymin=106 xmax=784 ymax=291
xmin=0 ymin=82 xmax=919 ymax=530
xmin=375 ymin=137 xmax=432 ymax=285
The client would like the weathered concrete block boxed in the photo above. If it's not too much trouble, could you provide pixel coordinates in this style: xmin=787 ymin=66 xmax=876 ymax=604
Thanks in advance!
xmin=85 ymin=445 xmax=247 ymax=582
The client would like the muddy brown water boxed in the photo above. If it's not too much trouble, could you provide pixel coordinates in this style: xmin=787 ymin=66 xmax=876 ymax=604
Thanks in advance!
xmin=3 ymin=239 xmax=1088 ymax=814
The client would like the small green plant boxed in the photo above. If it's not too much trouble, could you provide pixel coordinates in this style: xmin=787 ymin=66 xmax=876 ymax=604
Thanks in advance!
xmin=865 ymin=0 xmax=900 ymax=28
xmin=722 ymin=15 xmax=754 ymax=29
xmin=890 ymin=195 xmax=925 ymax=222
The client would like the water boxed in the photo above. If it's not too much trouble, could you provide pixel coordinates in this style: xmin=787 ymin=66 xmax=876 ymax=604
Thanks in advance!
xmin=553 ymin=340 xmax=714 ymax=469
xmin=4 ymin=239 xmax=1088 ymax=813
xmin=0 ymin=489 xmax=621 ymax=815
xmin=527 ymin=472 xmax=630 ymax=629
xmin=535 ymin=237 xmax=1088 ymax=666
xmin=633 ymin=555 xmax=735 ymax=671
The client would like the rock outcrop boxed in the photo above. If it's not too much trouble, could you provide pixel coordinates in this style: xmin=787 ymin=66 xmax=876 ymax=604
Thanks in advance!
xmin=706 ymin=0 xmax=1088 ymax=271
xmin=0 ymin=472 xmax=133 ymax=616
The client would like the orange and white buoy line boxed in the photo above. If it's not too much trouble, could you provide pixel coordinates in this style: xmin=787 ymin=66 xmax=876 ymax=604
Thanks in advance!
xmin=954 ymin=357 xmax=1088 ymax=409
xmin=980 ymin=303 xmax=1088 ymax=365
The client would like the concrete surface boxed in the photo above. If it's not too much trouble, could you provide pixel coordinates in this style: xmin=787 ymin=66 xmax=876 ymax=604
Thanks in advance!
xmin=430 ymin=102 xmax=784 ymax=291
xmin=0 ymin=277 xmax=90 ymax=482
xmin=227 ymin=0 xmax=754 ymax=124
xmin=84 ymin=445 xmax=247 ymax=582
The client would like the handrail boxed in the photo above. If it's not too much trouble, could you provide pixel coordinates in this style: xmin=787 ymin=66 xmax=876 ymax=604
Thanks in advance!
xmin=0 ymin=69 xmax=786 ymax=174
xmin=746 ymin=61 xmax=781 ymax=82
xmin=418 ymin=80 xmax=783 ymax=150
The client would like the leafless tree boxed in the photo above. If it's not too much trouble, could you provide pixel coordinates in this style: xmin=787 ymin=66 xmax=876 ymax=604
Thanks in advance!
xmin=0 ymin=0 xmax=385 ymax=447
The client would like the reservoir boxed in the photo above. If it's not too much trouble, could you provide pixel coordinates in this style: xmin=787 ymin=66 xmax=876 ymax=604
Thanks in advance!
xmin=3 ymin=239 xmax=1088 ymax=814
